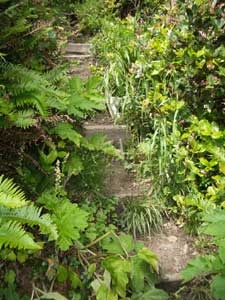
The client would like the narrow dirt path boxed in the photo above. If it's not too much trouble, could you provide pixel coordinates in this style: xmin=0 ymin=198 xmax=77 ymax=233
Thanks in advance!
xmin=64 ymin=42 xmax=199 ymax=291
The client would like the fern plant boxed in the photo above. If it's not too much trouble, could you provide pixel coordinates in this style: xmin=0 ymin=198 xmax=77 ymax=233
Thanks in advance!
xmin=0 ymin=175 xmax=57 ymax=250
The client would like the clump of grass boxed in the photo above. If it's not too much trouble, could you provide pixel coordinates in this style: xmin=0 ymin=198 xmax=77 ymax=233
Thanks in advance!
xmin=121 ymin=197 xmax=163 ymax=239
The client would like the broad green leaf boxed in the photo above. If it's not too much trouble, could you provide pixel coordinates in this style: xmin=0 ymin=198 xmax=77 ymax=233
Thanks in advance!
xmin=138 ymin=247 xmax=159 ymax=273
xmin=103 ymin=256 xmax=131 ymax=298
xmin=96 ymin=284 xmax=118 ymax=300
xmin=204 ymin=222 xmax=225 ymax=237
xmin=211 ymin=275 xmax=225 ymax=300
xmin=101 ymin=233 xmax=134 ymax=255
xmin=181 ymin=256 xmax=215 ymax=281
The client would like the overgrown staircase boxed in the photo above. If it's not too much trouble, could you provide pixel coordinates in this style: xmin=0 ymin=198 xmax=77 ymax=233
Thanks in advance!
xmin=64 ymin=42 xmax=198 ymax=290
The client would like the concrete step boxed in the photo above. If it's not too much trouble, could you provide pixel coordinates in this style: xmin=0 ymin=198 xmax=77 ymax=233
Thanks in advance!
xmin=69 ymin=65 xmax=91 ymax=80
xmin=66 ymin=43 xmax=91 ymax=54
xmin=146 ymin=221 xmax=199 ymax=291
xmin=64 ymin=54 xmax=92 ymax=61
xmin=103 ymin=160 xmax=149 ymax=200
xmin=84 ymin=124 xmax=130 ymax=148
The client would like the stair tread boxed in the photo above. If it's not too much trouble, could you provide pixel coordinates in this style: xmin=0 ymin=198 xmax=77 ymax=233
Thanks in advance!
xmin=146 ymin=220 xmax=199 ymax=285
xmin=64 ymin=54 xmax=92 ymax=59
xmin=66 ymin=43 xmax=91 ymax=54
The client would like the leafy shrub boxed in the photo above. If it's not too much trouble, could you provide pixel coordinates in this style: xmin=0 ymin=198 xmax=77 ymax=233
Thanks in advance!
xmin=182 ymin=209 xmax=225 ymax=300
xmin=94 ymin=0 xmax=225 ymax=229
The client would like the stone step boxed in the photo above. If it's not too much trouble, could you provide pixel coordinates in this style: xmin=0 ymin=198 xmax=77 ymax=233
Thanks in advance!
xmin=66 ymin=43 xmax=91 ymax=54
xmin=146 ymin=221 xmax=199 ymax=291
xmin=64 ymin=54 xmax=92 ymax=60
xmin=103 ymin=160 xmax=148 ymax=200
xmin=69 ymin=65 xmax=91 ymax=80
xmin=84 ymin=124 xmax=130 ymax=148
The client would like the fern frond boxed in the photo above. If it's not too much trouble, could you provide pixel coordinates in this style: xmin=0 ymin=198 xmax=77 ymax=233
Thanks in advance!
xmin=0 ymin=175 xmax=28 ymax=208
xmin=0 ymin=221 xmax=41 ymax=250
xmin=11 ymin=109 xmax=36 ymax=128
xmin=0 ymin=205 xmax=58 ymax=241
xmin=45 ymin=65 xmax=68 ymax=84
xmin=15 ymin=94 xmax=48 ymax=116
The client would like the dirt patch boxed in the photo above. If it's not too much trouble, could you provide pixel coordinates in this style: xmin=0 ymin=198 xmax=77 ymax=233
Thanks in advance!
xmin=146 ymin=221 xmax=199 ymax=282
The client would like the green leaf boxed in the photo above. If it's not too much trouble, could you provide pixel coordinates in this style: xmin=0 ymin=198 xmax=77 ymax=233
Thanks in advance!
xmin=96 ymin=285 xmax=118 ymax=300
xmin=0 ymin=176 xmax=27 ymax=208
xmin=53 ymin=201 xmax=88 ymax=250
xmin=63 ymin=153 xmax=84 ymax=177
xmin=211 ymin=275 xmax=225 ymax=300
xmin=132 ymin=288 xmax=168 ymax=300
xmin=101 ymin=233 xmax=134 ymax=255
xmin=0 ymin=221 xmax=41 ymax=250
xmin=40 ymin=292 xmax=68 ymax=300
xmin=4 ymin=270 xmax=16 ymax=284
xmin=218 ymin=245 xmax=225 ymax=264
xmin=204 ymin=222 xmax=225 ymax=238
xmin=52 ymin=123 xmax=82 ymax=147
xmin=57 ymin=265 xmax=68 ymax=283
xmin=69 ymin=271 xmax=82 ymax=289
xmin=130 ymin=256 xmax=146 ymax=292
xmin=103 ymin=256 xmax=131 ymax=298
xmin=138 ymin=247 xmax=159 ymax=273
xmin=181 ymin=256 xmax=215 ymax=281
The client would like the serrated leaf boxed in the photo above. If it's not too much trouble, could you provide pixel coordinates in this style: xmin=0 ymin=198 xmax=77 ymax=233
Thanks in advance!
xmin=103 ymin=256 xmax=131 ymax=298
xmin=52 ymin=123 xmax=82 ymax=146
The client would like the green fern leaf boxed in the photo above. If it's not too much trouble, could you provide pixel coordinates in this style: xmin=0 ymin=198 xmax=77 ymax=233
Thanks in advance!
xmin=11 ymin=110 xmax=36 ymax=128
xmin=82 ymin=134 xmax=122 ymax=158
xmin=0 ymin=221 xmax=41 ymax=250
xmin=0 ymin=175 xmax=28 ymax=208
xmin=0 ymin=205 xmax=58 ymax=241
